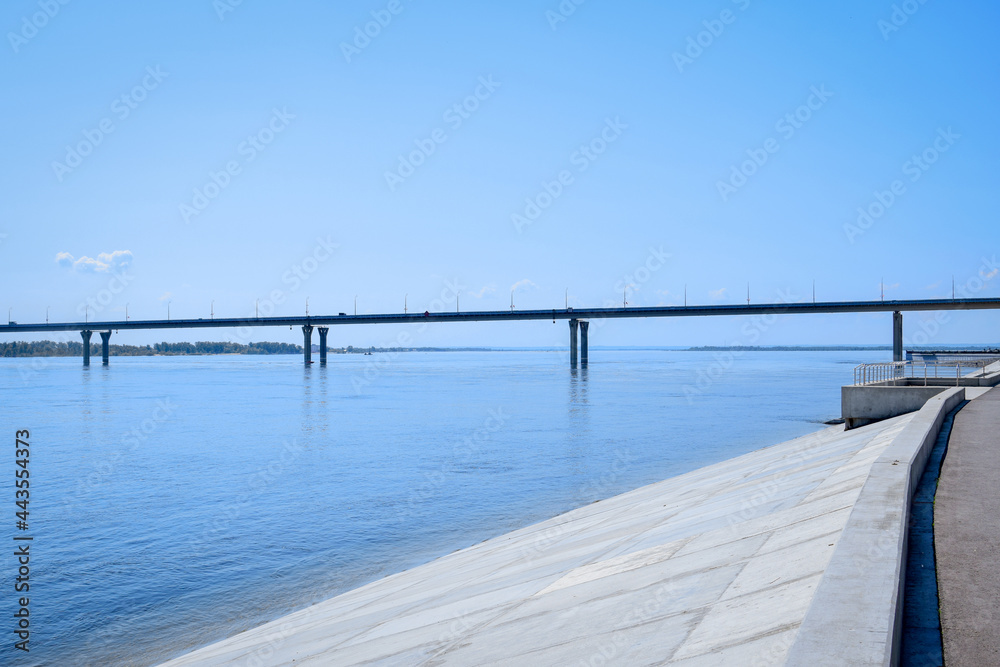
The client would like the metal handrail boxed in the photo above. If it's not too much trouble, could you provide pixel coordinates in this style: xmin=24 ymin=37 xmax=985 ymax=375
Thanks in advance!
xmin=853 ymin=359 xmax=1000 ymax=386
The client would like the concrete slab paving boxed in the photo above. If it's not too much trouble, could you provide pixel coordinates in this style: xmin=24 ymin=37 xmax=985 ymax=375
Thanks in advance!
xmin=160 ymin=415 xmax=915 ymax=666
xmin=935 ymin=386 xmax=1000 ymax=666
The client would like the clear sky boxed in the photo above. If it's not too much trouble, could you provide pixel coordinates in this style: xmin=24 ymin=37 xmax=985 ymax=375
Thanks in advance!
xmin=2 ymin=0 xmax=998 ymax=348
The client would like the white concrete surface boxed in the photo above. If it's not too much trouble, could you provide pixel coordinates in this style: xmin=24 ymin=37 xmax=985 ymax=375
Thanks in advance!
xmin=160 ymin=416 xmax=917 ymax=667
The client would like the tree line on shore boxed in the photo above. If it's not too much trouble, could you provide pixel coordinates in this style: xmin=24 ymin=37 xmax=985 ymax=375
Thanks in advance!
xmin=0 ymin=341 xmax=489 ymax=357
xmin=0 ymin=341 xmax=302 ymax=357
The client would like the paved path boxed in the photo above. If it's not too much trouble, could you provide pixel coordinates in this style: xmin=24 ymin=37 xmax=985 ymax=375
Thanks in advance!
xmin=161 ymin=416 xmax=914 ymax=666
xmin=935 ymin=386 xmax=1000 ymax=665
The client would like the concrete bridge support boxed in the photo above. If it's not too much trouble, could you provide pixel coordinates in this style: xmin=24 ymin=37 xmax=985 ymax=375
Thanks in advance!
xmin=318 ymin=327 xmax=329 ymax=365
xmin=580 ymin=320 xmax=589 ymax=366
xmin=100 ymin=331 xmax=111 ymax=365
xmin=569 ymin=319 xmax=579 ymax=367
xmin=893 ymin=311 xmax=903 ymax=362
xmin=81 ymin=330 xmax=92 ymax=366
xmin=302 ymin=325 xmax=313 ymax=364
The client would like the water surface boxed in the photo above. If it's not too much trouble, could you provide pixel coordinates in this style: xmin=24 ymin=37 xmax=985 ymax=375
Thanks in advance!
xmin=0 ymin=349 xmax=884 ymax=665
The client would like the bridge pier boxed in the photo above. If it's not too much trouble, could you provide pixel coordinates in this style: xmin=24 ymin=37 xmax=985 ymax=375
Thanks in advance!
xmin=893 ymin=311 xmax=903 ymax=362
xmin=580 ymin=320 xmax=589 ymax=366
xmin=318 ymin=327 xmax=329 ymax=365
xmin=569 ymin=319 xmax=579 ymax=367
xmin=302 ymin=325 xmax=313 ymax=364
xmin=81 ymin=330 xmax=92 ymax=366
xmin=100 ymin=331 xmax=111 ymax=365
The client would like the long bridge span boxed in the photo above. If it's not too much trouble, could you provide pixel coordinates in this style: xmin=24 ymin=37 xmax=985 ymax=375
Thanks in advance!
xmin=3 ymin=297 xmax=999 ymax=367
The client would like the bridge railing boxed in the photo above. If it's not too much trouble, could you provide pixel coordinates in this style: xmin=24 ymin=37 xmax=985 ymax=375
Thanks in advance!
xmin=853 ymin=359 xmax=1000 ymax=386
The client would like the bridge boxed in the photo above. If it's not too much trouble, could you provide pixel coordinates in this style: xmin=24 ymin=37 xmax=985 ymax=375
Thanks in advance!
xmin=3 ymin=297 xmax=999 ymax=367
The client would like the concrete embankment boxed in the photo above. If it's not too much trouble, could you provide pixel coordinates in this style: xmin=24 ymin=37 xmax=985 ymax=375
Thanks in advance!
xmin=161 ymin=402 xmax=956 ymax=666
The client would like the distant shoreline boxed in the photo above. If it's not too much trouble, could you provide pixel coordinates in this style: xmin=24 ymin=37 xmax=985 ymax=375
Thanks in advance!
xmin=4 ymin=341 xmax=998 ymax=358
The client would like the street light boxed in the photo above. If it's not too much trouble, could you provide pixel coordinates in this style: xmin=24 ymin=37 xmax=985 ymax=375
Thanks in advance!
xmin=125 ymin=304 xmax=129 ymax=321
xmin=46 ymin=306 xmax=49 ymax=324
xmin=167 ymin=301 xmax=171 ymax=321
xmin=404 ymin=294 xmax=407 ymax=314
xmin=305 ymin=297 xmax=309 ymax=317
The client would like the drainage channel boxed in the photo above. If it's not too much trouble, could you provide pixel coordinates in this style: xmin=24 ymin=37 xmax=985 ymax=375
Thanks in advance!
xmin=900 ymin=399 xmax=968 ymax=666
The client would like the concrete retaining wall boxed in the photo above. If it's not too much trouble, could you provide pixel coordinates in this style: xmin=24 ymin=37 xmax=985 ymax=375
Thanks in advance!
xmin=843 ymin=366 xmax=999 ymax=429
xmin=788 ymin=387 xmax=965 ymax=666
xmin=842 ymin=386 xmax=949 ymax=429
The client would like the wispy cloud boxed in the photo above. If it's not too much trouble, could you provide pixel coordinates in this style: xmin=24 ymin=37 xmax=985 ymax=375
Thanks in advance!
xmin=709 ymin=287 xmax=727 ymax=300
xmin=158 ymin=292 xmax=172 ymax=301
xmin=56 ymin=250 xmax=133 ymax=273
xmin=510 ymin=279 xmax=537 ymax=293
xmin=985 ymin=268 xmax=999 ymax=280
xmin=925 ymin=281 xmax=941 ymax=290
xmin=469 ymin=284 xmax=496 ymax=298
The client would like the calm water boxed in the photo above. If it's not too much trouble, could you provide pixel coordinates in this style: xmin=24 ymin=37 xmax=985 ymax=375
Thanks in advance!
xmin=0 ymin=349 xmax=887 ymax=665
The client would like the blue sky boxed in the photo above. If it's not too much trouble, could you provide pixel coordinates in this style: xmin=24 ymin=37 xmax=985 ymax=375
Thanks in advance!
xmin=1 ymin=0 xmax=998 ymax=348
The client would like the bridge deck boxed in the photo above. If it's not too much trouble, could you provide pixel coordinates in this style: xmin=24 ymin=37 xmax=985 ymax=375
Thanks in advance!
xmin=3 ymin=297 xmax=1000 ymax=333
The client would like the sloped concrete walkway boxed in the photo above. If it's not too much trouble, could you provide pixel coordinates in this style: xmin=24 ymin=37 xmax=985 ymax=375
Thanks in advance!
xmin=935 ymin=386 xmax=1000 ymax=665
xmin=161 ymin=416 xmax=915 ymax=666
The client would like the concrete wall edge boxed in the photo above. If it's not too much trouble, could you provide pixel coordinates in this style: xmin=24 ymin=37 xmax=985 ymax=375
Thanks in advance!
xmin=787 ymin=387 xmax=965 ymax=666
